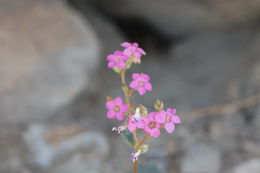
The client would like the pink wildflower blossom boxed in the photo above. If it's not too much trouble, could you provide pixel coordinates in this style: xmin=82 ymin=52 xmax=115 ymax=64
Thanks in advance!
xmin=106 ymin=50 xmax=129 ymax=69
xmin=130 ymin=73 xmax=152 ymax=96
xmin=143 ymin=112 xmax=162 ymax=138
xmin=106 ymin=97 xmax=129 ymax=120
xmin=121 ymin=42 xmax=146 ymax=64
xmin=164 ymin=108 xmax=182 ymax=133
xmin=128 ymin=115 xmax=145 ymax=133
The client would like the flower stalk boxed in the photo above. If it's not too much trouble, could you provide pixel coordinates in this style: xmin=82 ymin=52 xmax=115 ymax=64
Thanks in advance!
xmin=105 ymin=42 xmax=182 ymax=173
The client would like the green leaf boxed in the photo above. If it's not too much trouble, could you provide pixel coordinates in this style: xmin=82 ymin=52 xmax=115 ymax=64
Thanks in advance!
xmin=120 ymin=130 xmax=135 ymax=146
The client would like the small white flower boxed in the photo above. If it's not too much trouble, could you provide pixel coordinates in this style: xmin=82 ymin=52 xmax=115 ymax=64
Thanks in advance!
xmin=131 ymin=150 xmax=141 ymax=162
xmin=132 ymin=107 xmax=141 ymax=122
xmin=112 ymin=126 xmax=127 ymax=134
xmin=117 ymin=126 xmax=127 ymax=134
xmin=112 ymin=127 xmax=118 ymax=132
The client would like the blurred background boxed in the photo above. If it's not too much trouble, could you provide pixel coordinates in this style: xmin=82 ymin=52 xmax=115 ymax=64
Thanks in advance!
xmin=0 ymin=0 xmax=260 ymax=172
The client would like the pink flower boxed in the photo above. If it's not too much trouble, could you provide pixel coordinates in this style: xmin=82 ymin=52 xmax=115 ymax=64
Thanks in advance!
xmin=164 ymin=108 xmax=182 ymax=134
xmin=128 ymin=115 xmax=145 ymax=133
xmin=106 ymin=50 xmax=129 ymax=69
xmin=121 ymin=42 xmax=146 ymax=64
xmin=106 ymin=97 xmax=129 ymax=120
xmin=130 ymin=73 xmax=152 ymax=96
xmin=143 ymin=112 xmax=162 ymax=138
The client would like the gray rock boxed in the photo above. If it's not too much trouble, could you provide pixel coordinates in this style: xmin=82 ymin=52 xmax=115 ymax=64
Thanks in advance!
xmin=0 ymin=0 xmax=100 ymax=124
xmin=181 ymin=143 xmax=221 ymax=173
xmin=87 ymin=0 xmax=260 ymax=37
xmin=23 ymin=123 xmax=109 ymax=173
xmin=232 ymin=158 xmax=260 ymax=173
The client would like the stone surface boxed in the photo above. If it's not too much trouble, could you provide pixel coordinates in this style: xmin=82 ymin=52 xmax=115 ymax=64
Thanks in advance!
xmin=232 ymin=158 xmax=260 ymax=173
xmin=85 ymin=0 xmax=260 ymax=37
xmin=181 ymin=143 xmax=221 ymax=173
xmin=23 ymin=123 xmax=109 ymax=173
xmin=0 ymin=0 xmax=100 ymax=124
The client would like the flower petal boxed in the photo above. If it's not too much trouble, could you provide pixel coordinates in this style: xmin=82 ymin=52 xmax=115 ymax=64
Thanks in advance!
xmin=137 ymin=87 xmax=146 ymax=96
xmin=141 ymin=73 xmax=150 ymax=81
xmin=137 ymin=48 xmax=146 ymax=55
xmin=128 ymin=123 xmax=136 ymax=132
xmin=107 ymin=55 xmax=114 ymax=61
xmin=120 ymin=42 xmax=131 ymax=48
xmin=118 ymin=62 xmax=126 ymax=69
xmin=155 ymin=111 xmax=166 ymax=123
xmin=136 ymin=120 xmax=145 ymax=129
xmin=121 ymin=104 xmax=129 ymax=112
xmin=165 ymin=123 xmax=175 ymax=133
xmin=105 ymin=101 xmax=114 ymax=109
xmin=167 ymin=108 xmax=176 ymax=116
xmin=114 ymin=97 xmax=123 ymax=105
xmin=108 ymin=62 xmax=115 ymax=68
xmin=132 ymin=73 xmax=140 ymax=80
xmin=144 ymin=82 xmax=152 ymax=91
xmin=172 ymin=115 xmax=182 ymax=124
xmin=107 ymin=110 xmax=116 ymax=119
xmin=150 ymin=128 xmax=160 ymax=138
xmin=116 ymin=113 xmax=124 ymax=120
xmin=130 ymin=81 xmax=138 ymax=89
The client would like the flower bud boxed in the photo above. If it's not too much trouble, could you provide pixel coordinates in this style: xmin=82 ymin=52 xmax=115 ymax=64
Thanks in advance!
xmin=106 ymin=96 xmax=113 ymax=102
xmin=154 ymin=99 xmax=164 ymax=111
xmin=139 ymin=144 xmax=149 ymax=154
xmin=132 ymin=107 xmax=141 ymax=122
xmin=139 ymin=104 xmax=148 ymax=116
xmin=122 ymin=85 xmax=128 ymax=94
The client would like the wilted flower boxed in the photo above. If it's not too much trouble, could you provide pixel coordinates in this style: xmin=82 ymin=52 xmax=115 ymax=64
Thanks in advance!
xmin=131 ymin=150 xmax=141 ymax=162
xmin=112 ymin=125 xmax=127 ymax=134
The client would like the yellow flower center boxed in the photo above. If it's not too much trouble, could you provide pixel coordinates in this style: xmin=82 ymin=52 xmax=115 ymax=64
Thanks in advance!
xmin=114 ymin=106 xmax=120 ymax=112
xmin=148 ymin=122 xmax=156 ymax=129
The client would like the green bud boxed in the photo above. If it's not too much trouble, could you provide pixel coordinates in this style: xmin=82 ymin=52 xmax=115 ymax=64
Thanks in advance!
xmin=154 ymin=99 xmax=164 ymax=111
xmin=139 ymin=144 xmax=149 ymax=154
xmin=112 ymin=67 xmax=121 ymax=73
xmin=106 ymin=96 xmax=113 ymax=102
xmin=139 ymin=104 xmax=148 ymax=116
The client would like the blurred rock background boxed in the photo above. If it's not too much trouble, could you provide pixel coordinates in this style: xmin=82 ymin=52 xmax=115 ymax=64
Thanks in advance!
xmin=0 ymin=0 xmax=260 ymax=172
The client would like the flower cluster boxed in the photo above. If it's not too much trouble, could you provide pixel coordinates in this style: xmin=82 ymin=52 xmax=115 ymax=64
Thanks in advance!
xmin=105 ymin=42 xmax=182 ymax=164
xmin=129 ymin=108 xmax=181 ymax=138
xmin=106 ymin=42 xmax=145 ymax=70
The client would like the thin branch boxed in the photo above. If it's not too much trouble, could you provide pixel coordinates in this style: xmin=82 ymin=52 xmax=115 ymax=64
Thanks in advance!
xmin=181 ymin=93 xmax=260 ymax=122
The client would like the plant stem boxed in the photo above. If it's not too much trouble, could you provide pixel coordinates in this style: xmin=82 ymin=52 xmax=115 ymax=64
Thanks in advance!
xmin=120 ymin=69 xmax=144 ymax=173
xmin=136 ymin=134 xmax=149 ymax=150
xmin=133 ymin=160 xmax=138 ymax=173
